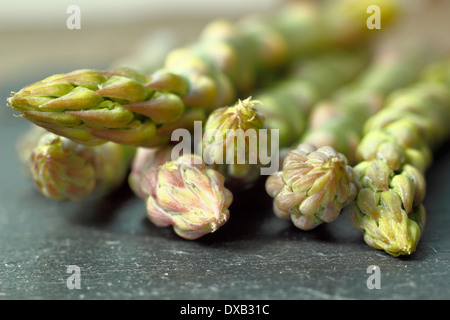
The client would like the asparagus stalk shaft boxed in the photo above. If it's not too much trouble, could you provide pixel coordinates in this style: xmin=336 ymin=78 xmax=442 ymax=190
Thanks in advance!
xmin=255 ymin=48 xmax=370 ymax=148
xmin=349 ymin=58 xmax=450 ymax=256
xmin=302 ymin=45 xmax=435 ymax=164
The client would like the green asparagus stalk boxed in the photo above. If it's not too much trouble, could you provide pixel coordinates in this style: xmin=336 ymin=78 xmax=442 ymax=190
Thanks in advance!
xmin=264 ymin=45 xmax=434 ymax=230
xmin=233 ymin=0 xmax=400 ymax=77
xmin=254 ymin=48 xmax=370 ymax=148
xmin=302 ymin=45 xmax=435 ymax=165
xmin=7 ymin=0 xmax=400 ymax=147
xmin=200 ymin=48 xmax=369 ymax=186
xmin=25 ymin=131 xmax=135 ymax=201
xmin=7 ymin=67 xmax=211 ymax=147
xmin=349 ymin=58 xmax=450 ymax=256
xmin=130 ymin=147 xmax=233 ymax=240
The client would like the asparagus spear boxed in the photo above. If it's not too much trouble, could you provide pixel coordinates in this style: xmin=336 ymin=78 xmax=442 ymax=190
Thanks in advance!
xmin=24 ymin=131 xmax=135 ymax=201
xmin=266 ymin=142 xmax=358 ymax=230
xmin=7 ymin=67 xmax=208 ymax=147
xmin=201 ymin=97 xmax=265 ymax=185
xmin=265 ymin=45 xmax=434 ymax=230
xmin=349 ymin=58 xmax=450 ymax=256
xmin=7 ymin=0 xmax=400 ymax=147
xmin=129 ymin=146 xmax=233 ymax=240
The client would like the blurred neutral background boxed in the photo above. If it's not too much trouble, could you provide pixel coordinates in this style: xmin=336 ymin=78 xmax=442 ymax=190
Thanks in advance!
xmin=0 ymin=0 xmax=284 ymax=85
xmin=1 ymin=0 xmax=449 ymax=87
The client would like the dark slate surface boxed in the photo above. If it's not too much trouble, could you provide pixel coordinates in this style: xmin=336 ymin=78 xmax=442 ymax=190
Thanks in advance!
xmin=1 ymin=78 xmax=449 ymax=301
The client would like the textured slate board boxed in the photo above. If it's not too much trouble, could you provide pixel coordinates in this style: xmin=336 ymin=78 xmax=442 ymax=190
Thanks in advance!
xmin=1 ymin=1 xmax=450 ymax=300
xmin=1 ymin=83 xmax=449 ymax=300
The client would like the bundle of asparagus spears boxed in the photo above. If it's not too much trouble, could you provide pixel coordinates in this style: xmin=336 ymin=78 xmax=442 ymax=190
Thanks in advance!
xmin=8 ymin=0 xmax=450 ymax=256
